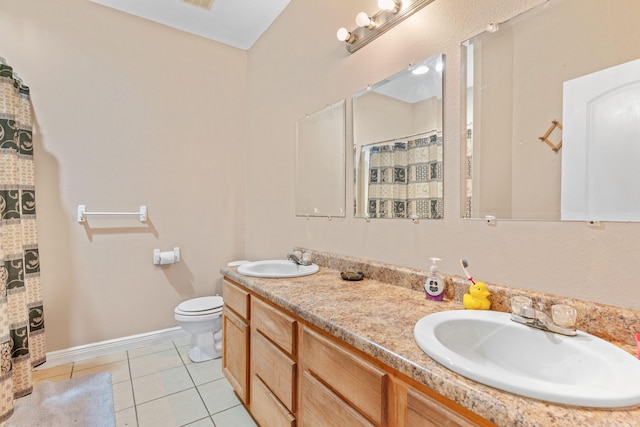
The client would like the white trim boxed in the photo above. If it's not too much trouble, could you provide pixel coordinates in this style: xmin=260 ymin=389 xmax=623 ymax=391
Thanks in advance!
xmin=37 ymin=327 xmax=190 ymax=369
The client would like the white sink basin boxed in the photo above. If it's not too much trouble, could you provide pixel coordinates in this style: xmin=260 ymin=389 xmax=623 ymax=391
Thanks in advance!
xmin=414 ymin=310 xmax=640 ymax=408
xmin=236 ymin=260 xmax=319 ymax=278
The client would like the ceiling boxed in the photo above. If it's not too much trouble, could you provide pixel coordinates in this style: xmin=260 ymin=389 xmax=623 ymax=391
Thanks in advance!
xmin=89 ymin=0 xmax=291 ymax=50
xmin=360 ymin=54 xmax=444 ymax=104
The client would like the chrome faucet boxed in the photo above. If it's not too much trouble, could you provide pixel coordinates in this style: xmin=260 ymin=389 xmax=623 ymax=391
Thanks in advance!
xmin=510 ymin=297 xmax=577 ymax=336
xmin=287 ymin=252 xmax=312 ymax=266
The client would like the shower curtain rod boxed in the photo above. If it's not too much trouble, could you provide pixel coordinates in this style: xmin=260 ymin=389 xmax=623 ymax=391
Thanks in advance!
xmin=363 ymin=129 xmax=442 ymax=147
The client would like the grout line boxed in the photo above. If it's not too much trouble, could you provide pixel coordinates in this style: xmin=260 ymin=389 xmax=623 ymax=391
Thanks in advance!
xmin=128 ymin=341 xmax=206 ymax=424
xmin=126 ymin=346 xmax=140 ymax=427
xmin=185 ymin=416 xmax=215 ymax=427
xmin=177 ymin=340 xmax=215 ymax=421
xmin=209 ymin=401 xmax=244 ymax=416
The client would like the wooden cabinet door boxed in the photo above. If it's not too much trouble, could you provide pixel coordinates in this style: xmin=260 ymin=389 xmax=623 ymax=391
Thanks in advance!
xmin=222 ymin=308 xmax=250 ymax=404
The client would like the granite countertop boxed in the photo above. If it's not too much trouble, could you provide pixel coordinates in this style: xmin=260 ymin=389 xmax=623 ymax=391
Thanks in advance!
xmin=220 ymin=261 xmax=640 ymax=427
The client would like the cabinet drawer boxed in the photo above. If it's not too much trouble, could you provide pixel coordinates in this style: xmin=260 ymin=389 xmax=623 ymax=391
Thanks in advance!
xmin=223 ymin=279 xmax=250 ymax=320
xmin=300 ymin=371 xmax=375 ymax=427
xmin=252 ymin=297 xmax=297 ymax=355
xmin=301 ymin=328 xmax=388 ymax=426
xmin=251 ymin=374 xmax=296 ymax=427
xmin=406 ymin=388 xmax=477 ymax=427
xmin=252 ymin=329 xmax=297 ymax=412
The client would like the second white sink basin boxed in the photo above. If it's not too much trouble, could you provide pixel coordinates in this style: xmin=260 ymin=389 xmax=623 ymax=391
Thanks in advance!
xmin=414 ymin=310 xmax=640 ymax=408
xmin=237 ymin=260 xmax=319 ymax=278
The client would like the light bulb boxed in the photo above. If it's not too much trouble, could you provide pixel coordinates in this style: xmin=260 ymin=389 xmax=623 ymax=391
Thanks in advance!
xmin=378 ymin=0 xmax=400 ymax=12
xmin=356 ymin=12 xmax=374 ymax=28
xmin=336 ymin=27 xmax=356 ymax=43
xmin=336 ymin=27 xmax=349 ymax=41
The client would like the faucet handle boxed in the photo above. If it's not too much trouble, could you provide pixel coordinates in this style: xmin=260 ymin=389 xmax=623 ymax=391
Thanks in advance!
xmin=552 ymin=304 xmax=577 ymax=328
xmin=510 ymin=296 xmax=532 ymax=315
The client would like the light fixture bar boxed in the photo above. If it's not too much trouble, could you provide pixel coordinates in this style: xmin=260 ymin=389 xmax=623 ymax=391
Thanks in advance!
xmin=343 ymin=0 xmax=436 ymax=53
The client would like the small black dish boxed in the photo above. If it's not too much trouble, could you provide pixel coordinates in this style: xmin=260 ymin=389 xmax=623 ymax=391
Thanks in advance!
xmin=340 ymin=271 xmax=364 ymax=281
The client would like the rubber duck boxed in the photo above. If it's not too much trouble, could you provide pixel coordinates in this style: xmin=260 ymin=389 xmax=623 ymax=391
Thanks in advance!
xmin=463 ymin=281 xmax=491 ymax=310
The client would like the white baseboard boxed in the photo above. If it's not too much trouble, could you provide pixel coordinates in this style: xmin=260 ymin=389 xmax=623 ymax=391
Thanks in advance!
xmin=37 ymin=327 xmax=190 ymax=369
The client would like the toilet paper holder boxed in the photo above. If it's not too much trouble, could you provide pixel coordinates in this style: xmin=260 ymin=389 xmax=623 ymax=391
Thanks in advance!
xmin=153 ymin=247 xmax=181 ymax=265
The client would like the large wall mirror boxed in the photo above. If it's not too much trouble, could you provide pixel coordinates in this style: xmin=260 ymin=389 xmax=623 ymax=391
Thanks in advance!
xmin=463 ymin=0 xmax=640 ymax=221
xmin=295 ymin=99 xmax=346 ymax=218
xmin=354 ymin=53 xmax=444 ymax=219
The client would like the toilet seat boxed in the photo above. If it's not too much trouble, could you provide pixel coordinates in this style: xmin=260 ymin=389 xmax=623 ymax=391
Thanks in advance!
xmin=175 ymin=296 xmax=223 ymax=316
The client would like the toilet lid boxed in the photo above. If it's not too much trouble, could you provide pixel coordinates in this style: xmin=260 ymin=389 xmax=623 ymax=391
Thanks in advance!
xmin=177 ymin=296 xmax=223 ymax=313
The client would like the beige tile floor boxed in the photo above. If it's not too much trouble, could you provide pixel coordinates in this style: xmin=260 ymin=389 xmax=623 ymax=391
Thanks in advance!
xmin=31 ymin=336 xmax=258 ymax=427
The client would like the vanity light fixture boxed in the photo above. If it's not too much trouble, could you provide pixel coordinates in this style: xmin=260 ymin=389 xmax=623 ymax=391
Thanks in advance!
xmin=337 ymin=0 xmax=436 ymax=53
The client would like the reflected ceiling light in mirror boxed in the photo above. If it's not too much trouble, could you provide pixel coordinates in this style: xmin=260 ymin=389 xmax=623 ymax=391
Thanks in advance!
xmin=412 ymin=65 xmax=430 ymax=75
xmin=337 ymin=0 xmax=436 ymax=53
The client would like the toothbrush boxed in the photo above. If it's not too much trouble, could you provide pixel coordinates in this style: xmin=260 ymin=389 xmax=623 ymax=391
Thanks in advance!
xmin=460 ymin=259 xmax=476 ymax=284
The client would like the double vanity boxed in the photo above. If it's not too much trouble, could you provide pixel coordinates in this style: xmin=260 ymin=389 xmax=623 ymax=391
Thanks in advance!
xmin=220 ymin=249 xmax=640 ymax=426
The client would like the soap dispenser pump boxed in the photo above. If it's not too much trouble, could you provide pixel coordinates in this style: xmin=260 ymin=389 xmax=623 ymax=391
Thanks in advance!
xmin=424 ymin=257 xmax=445 ymax=301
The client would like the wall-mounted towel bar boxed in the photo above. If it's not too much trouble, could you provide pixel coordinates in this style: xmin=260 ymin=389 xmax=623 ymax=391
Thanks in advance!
xmin=77 ymin=205 xmax=147 ymax=223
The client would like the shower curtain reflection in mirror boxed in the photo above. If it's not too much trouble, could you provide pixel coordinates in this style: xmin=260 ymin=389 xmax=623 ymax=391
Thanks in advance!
xmin=360 ymin=131 xmax=443 ymax=219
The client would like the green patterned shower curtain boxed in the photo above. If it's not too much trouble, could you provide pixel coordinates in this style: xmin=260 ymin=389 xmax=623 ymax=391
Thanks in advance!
xmin=0 ymin=60 xmax=46 ymax=422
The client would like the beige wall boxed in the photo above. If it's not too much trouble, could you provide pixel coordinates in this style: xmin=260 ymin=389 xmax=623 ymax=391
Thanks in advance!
xmin=1 ymin=0 xmax=639 ymax=353
xmin=246 ymin=0 xmax=640 ymax=311
xmin=0 ymin=0 xmax=247 ymax=351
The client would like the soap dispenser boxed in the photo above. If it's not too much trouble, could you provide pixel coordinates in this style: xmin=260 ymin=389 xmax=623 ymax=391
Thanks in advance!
xmin=424 ymin=257 xmax=445 ymax=301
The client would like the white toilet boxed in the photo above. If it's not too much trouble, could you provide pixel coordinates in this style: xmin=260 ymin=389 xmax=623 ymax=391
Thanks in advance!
xmin=174 ymin=296 xmax=224 ymax=362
